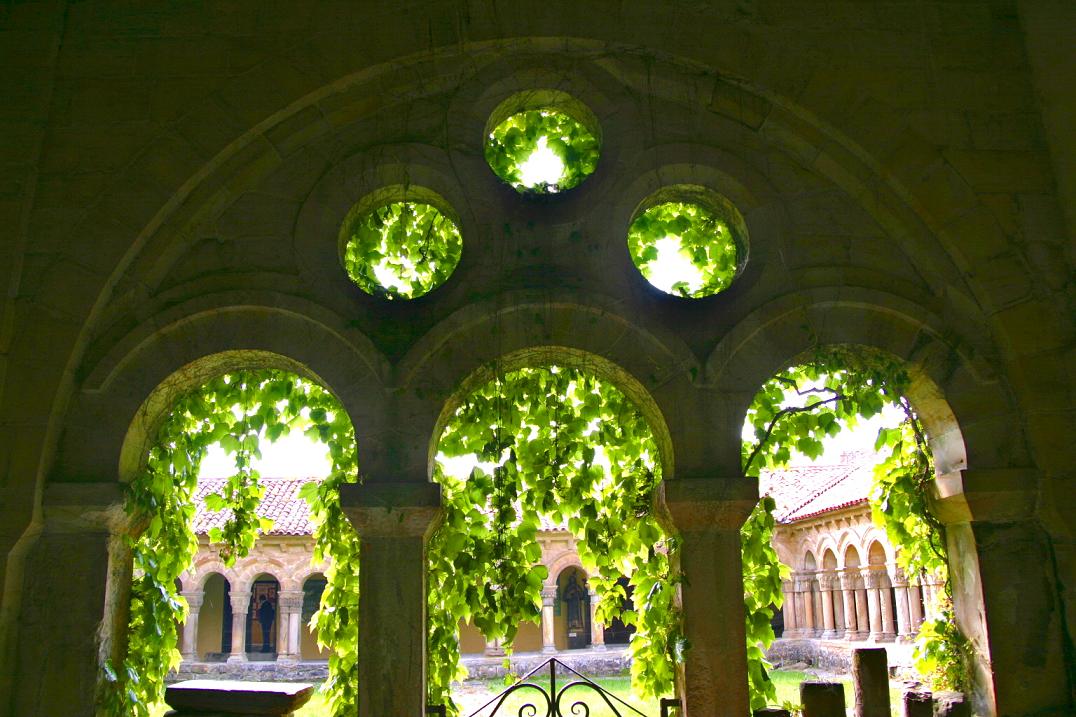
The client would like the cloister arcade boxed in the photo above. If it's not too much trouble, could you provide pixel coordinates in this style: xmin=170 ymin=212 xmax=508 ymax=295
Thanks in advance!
xmin=2 ymin=5 xmax=1073 ymax=717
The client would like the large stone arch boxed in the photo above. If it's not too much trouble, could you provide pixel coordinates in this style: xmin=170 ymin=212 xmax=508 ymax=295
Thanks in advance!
xmin=400 ymin=292 xmax=694 ymax=483
xmin=706 ymin=287 xmax=1007 ymax=476
xmin=54 ymin=299 xmax=387 ymax=485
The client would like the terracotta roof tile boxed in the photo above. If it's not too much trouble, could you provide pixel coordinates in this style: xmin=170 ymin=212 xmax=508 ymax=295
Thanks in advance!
xmin=193 ymin=452 xmax=877 ymax=535
xmin=192 ymin=477 xmax=322 ymax=536
xmin=758 ymin=451 xmax=875 ymax=523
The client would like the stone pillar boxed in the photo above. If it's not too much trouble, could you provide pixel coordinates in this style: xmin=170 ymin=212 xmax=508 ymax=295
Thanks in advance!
xmin=840 ymin=572 xmax=860 ymax=640
xmin=180 ymin=590 xmax=204 ymax=662
xmin=276 ymin=589 xmax=304 ymax=664
xmin=852 ymin=647 xmax=891 ymax=717
xmin=907 ymin=581 xmax=924 ymax=630
xmin=341 ymin=482 xmax=440 ymax=717
xmin=658 ymin=478 xmax=754 ymax=717
xmin=227 ymin=592 xmax=250 ymax=663
xmin=800 ymin=576 xmax=816 ymax=636
xmin=864 ymin=570 xmax=884 ymax=642
xmin=800 ymin=681 xmax=846 ymax=717
xmin=819 ymin=574 xmax=837 ymax=638
xmin=903 ymin=691 xmax=933 ymax=717
xmin=878 ymin=585 xmax=896 ymax=642
xmin=10 ymin=483 xmax=129 ymax=717
xmin=589 ymin=590 xmax=606 ymax=650
xmin=781 ymin=580 xmax=799 ymax=637
xmin=890 ymin=567 xmax=913 ymax=642
xmin=541 ymin=586 xmax=557 ymax=653
xmin=854 ymin=572 xmax=870 ymax=642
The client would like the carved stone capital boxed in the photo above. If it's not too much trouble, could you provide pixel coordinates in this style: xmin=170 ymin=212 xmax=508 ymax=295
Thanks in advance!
xmin=341 ymin=482 xmax=442 ymax=538
xmin=230 ymin=593 xmax=251 ymax=614
xmin=657 ymin=478 xmax=757 ymax=532
xmin=890 ymin=566 xmax=909 ymax=587
xmin=181 ymin=591 xmax=204 ymax=610
xmin=541 ymin=587 xmax=558 ymax=605
xmin=819 ymin=573 xmax=840 ymax=591
xmin=839 ymin=571 xmax=861 ymax=590
xmin=278 ymin=589 xmax=305 ymax=611
xmin=864 ymin=569 xmax=887 ymax=589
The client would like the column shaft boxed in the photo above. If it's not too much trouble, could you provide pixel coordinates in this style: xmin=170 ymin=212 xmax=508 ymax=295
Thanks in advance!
xmin=589 ymin=591 xmax=605 ymax=650
xmin=541 ymin=587 xmax=557 ymax=653
xmin=660 ymin=479 xmax=754 ymax=717
xmin=180 ymin=591 xmax=204 ymax=661
xmin=841 ymin=574 xmax=859 ymax=640
xmin=227 ymin=593 xmax=250 ymax=663
xmin=342 ymin=482 xmax=440 ymax=717
xmin=819 ymin=578 xmax=836 ymax=639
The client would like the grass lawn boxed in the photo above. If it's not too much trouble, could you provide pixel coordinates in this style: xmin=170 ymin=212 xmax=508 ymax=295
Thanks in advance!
xmin=150 ymin=669 xmax=903 ymax=716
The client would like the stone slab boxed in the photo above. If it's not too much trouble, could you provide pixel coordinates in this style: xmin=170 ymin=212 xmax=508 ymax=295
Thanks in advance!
xmin=165 ymin=680 xmax=314 ymax=716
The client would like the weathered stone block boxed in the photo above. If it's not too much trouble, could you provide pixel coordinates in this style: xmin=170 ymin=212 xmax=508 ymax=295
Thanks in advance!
xmin=800 ymin=681 xmax=846 ymax=717
xmin=852 ymin=648 xmax=890 ymax=717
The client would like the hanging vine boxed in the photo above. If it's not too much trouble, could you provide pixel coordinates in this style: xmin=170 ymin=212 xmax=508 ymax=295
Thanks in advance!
xmin=427 ymin=365 xmax=681 ymax=715
xmin=97 ymin=370 xmax=361 ymax=717
xmin=740 ymin=346 xmax=970 ymax=708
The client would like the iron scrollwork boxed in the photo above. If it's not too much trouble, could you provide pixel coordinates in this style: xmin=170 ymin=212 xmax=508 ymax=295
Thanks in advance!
xmin=463 ymin=657 xmax=674 ymax=717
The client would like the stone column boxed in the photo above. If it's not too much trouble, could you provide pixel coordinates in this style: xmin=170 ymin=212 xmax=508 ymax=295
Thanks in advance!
xmin=819 ymin=574 xmax=837 ymax=638
xmin=341 ymin=482 xmax=441 ymax=717
xmin=541 ymin=586 xmax=557 ymax=653
xmin=658 ymin=478 xmax=755 ymax=717
xmin=781 ymin=580 xmax=799 ymax=637
xmin=840 ymin=572 xmax=860 ymax=640
xmin=180 ymin=590 xmax=204 ymax=662
xmin=890 ymin=567 xmax=913 ymax=642
xmin=852 ymin=647 xmax=891 ymax=717
xmin=276 ymin=589 xmax=304 ymax=664
xmin=878 ymin=583 xmax=896 ymax=642
xmin=227 ymin=592 xmax=250 ymax=663
xmin=864 ymin=570 xmax=883 ymax=642
xmin=10 ymin=483 xmax=129 ymax=717
xmin=854 ymin=571 xmax=870 ymax=642
xmin=589 ymin=590 xmax=606 ymax=650
xmin=799 ymin=576 xmax=816 ymax=636
xmin=907 ymin=581 xmax=924 ymax=630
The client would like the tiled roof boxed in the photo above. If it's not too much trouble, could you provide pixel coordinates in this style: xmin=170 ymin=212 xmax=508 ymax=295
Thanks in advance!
xmin=758 ymin=451 xmax=874 ymax=523
xmin=192 ymin=477 xmax=322 ymax=536
xmin=193 ymin=453 xmax=877 ymax=536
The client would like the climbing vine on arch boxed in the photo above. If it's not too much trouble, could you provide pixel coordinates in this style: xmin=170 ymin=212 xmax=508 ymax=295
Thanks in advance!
xmin=427 ymin=365 xmax=682 ymax=715
xmin=739 ymin=346 xmax=971 ymax=710
xmin=97 ymin=370 xmax=361 ymax=717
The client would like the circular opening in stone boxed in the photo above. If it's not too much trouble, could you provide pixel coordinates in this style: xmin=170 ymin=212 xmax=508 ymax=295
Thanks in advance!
xmin=626 ymin=185 xmax=748 ymax=298
xmin=340 ymin=187 xmax=463 ymax=300
xmin=484 ymin=90 xmax=601 ymax=194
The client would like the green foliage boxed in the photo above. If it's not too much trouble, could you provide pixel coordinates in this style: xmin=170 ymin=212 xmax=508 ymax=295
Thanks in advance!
xmin=913 ymin=597 xmax=974 ymax=693
xmin=741 ymin=346 xmax=967 ymax=708
xmin=627 ymin=201 xmax=739 ymax=298
xmin=740 ymin=495 xmax=790 ymax=710
xmin=99 ymin=371 xmax=361 ymax=717
xmin=343 ymin=201 xmax=462 ymax=300
xmin=484 ymin=110 xmax=600 ymax=193
xmin=427 ymin=366 xmax=681 ymax=714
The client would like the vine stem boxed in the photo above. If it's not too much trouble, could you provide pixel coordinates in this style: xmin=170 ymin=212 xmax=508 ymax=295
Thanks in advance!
xmin=743 ymin=392 xmax=845 ymax=476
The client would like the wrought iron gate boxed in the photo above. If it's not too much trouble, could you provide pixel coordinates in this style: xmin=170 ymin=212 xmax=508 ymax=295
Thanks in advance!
xmin=428 ymin=657 xmax=681 ymax=717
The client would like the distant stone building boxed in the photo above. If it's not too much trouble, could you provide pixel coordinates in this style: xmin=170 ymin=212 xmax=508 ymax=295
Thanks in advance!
xmin=761 ymin=453 xmax=944 ymax=670
xmin=177 ymin=453 xmax=940 ymax=672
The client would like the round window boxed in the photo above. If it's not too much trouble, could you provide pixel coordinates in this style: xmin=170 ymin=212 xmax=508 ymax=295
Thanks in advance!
xmin=484 ymin=96 xmax=600 ymax=194
xmin=627 ymin=190 xmax=746 ymax=298
xmin=341 ymin=199 xmax=462 ymax=300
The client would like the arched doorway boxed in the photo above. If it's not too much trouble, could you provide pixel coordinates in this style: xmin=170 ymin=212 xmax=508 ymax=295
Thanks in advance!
xmin=246 ymin=575 xmax=280 ymax=658
xmin=198 ymin=573 xmax=232 ymax=660
xmin=558 ymin=567 xmax=591 ymax=651
xmin=301 ymin=574 xmax=329 ymax=660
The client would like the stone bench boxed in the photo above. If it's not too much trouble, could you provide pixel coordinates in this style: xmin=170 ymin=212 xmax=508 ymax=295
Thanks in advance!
xmin=164 ymin=679 xmax=314 ymax=717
